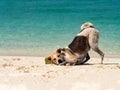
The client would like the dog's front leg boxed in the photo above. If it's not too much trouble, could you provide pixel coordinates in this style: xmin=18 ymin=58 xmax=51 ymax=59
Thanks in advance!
xmin=80 ymin=53 xmax=90 ymax=64
xmin=59 ymin=61 xmax=67 ymax=66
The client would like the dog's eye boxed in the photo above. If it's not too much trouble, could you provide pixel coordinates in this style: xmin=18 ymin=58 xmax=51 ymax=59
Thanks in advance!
xmin=53 ymin=58 xmax=56 ymax=60
xmin=57 ymin=55 xmax=60 ymax=57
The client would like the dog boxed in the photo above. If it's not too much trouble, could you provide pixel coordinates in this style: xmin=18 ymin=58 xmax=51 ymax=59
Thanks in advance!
xmin=48 ymin=22 xmax=104 ymax=65
xmin=48 ymin=35 xmax=90 ymax=65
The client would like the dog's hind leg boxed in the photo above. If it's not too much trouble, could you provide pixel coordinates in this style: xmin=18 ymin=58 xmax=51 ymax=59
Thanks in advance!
xmin=90 ymin=43 xmax=104 ymax=64
xmin=89 ymin=32 xmax=104 ymax=64
xmin=93 ymin=47 xmax=104 ymax=64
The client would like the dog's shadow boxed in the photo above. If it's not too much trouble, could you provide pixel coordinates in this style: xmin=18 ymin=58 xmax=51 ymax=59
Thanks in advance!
xmin=103 ymin=63 xmax=120 ymax=69
xmin=76 ymin=63 xmax=119 ymax=66
xmin=75 ymin=63 xmax=94 ymax=66
xmin=73 ymin=63 xmax=120 ymax=70
xmin=103 ymin=63 xmax=119 ymax=65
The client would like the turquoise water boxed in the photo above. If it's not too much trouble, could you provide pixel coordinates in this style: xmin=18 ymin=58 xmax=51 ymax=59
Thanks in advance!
xmin=0 ymin=0 xmax=120 ymax=57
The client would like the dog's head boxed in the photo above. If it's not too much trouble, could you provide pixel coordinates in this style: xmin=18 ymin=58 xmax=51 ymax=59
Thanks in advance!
xmin=48 ymin=48 xmax=65 ymax=65
xmin=80 ymin=22 xmax=95 ymax=31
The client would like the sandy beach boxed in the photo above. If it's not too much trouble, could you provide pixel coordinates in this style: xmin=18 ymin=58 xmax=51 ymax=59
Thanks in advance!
xmin=0 ymin=56 xmax=120 ymax=90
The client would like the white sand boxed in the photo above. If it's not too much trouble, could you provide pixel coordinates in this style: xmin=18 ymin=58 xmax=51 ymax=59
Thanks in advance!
xmin=0 ymin=56 xmax=120 ymax=90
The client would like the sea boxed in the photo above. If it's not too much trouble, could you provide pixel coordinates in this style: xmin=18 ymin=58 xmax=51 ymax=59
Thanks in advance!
xmin=0 ymin=0 xmax=120 ymax=57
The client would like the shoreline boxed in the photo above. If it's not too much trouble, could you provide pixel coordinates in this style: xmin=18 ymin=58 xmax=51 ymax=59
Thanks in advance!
xmin=0 ymin=54 xmax=120 ymax=58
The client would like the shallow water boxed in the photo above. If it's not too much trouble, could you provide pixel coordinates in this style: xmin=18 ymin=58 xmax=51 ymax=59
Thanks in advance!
xmin=0 ymin=0 xmax=120 ymax=56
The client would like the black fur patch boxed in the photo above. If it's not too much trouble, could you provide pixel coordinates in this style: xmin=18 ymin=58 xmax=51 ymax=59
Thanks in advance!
xmin=68 ymin=36 xmax=89 ymax=54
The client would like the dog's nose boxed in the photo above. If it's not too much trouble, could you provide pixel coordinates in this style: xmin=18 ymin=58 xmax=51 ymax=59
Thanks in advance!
xmin=58 ymin=59 xmax=62 ymax=63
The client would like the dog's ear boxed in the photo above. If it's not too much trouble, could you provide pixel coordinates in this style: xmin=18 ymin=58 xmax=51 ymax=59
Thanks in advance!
xmin=85 ymin=22 xmax=94 ymax=28
xmin=48 ymin=57 xmax=51 ymax=60
xmin=90 ymin=25 xmax=94 ymax=28
xmin=56 ymin=48 xmax=62 ymax=53
xmin=62 ymin=48 xmax=65 ymax=51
